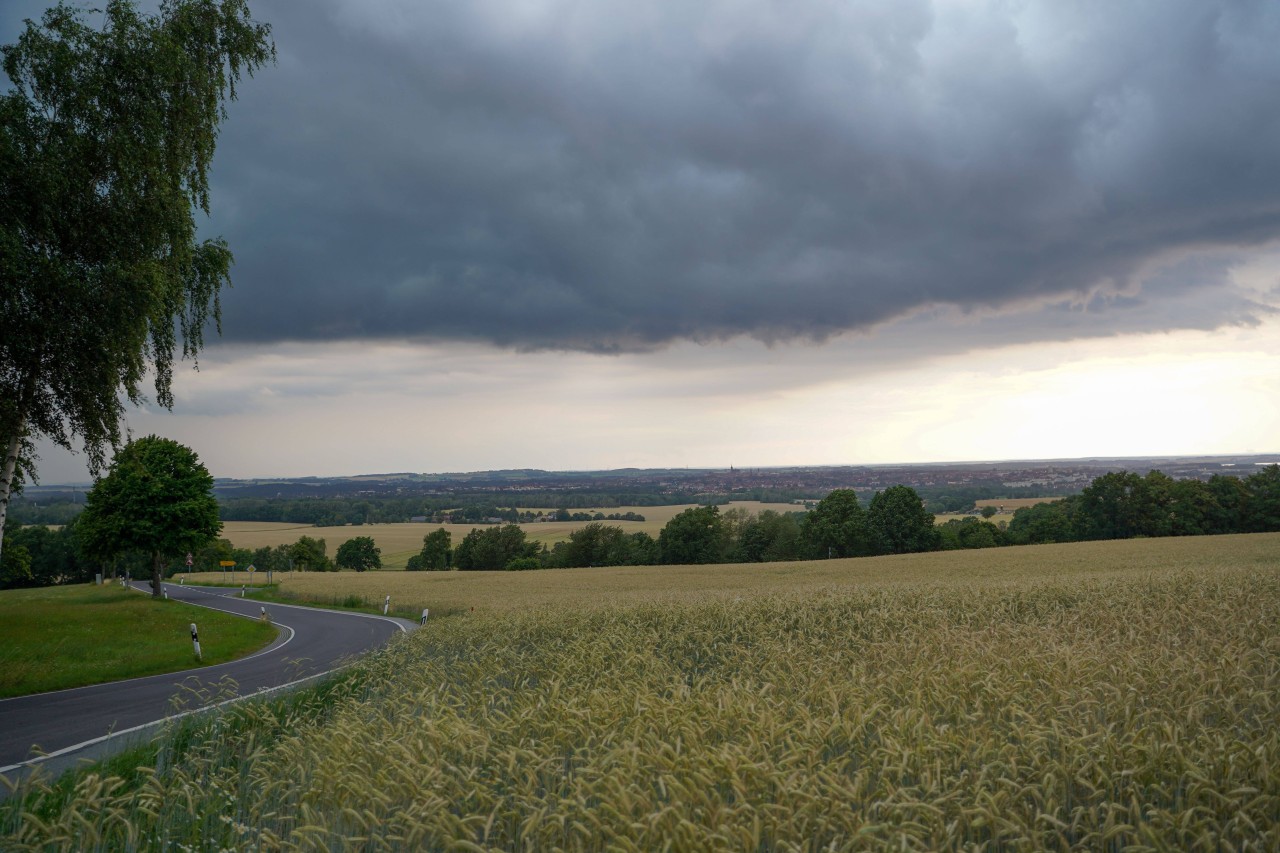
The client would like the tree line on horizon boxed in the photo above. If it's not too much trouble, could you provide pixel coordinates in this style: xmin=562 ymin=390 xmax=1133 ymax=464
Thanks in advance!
xmin=3 ymin=465 xmax=1278 ymax=588
xmin=7 ymin=480 xmax=1062 ymax=530
xmin=400 ymin=464 xmax=1280 ymax=570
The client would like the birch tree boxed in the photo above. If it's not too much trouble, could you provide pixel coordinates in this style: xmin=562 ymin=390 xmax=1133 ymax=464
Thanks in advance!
xmin=0 ymin=1 xmax=273 ymax=564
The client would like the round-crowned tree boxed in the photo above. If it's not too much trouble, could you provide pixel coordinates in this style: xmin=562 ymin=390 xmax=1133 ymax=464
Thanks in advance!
xmin=800 ymin=489 xmax=874 ymax=559
xmin=867 ymin=485 xmax=941 ymax=555
xmin=658 ymin=505 xmax=728 ymax=565
xmin=78 ymin=436 xmax=221 ymax=597
xmin=336 ymin=536 xmax=382 ymax=572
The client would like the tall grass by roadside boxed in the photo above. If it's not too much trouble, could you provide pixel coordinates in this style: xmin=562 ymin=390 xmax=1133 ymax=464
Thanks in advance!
xmin=4 ymin=540 xmax=1277 ymax=851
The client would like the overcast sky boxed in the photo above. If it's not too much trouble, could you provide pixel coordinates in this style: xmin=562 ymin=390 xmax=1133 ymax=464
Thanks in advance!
xmin=7 ymin=0 xmax=1280 ymax=482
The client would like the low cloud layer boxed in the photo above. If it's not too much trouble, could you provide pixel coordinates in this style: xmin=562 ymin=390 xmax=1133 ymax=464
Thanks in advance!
xmin=8 ymin=0 xmax=1280 ymax=352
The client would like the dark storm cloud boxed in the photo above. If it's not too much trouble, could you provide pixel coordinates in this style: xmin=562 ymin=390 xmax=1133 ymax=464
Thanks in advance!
xmin=9 ymin=1 xmax=1280 ymax=351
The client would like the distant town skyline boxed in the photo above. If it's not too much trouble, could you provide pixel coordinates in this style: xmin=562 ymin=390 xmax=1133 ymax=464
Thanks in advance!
xmin=7 ymin=1 xmax=1280 ymax=485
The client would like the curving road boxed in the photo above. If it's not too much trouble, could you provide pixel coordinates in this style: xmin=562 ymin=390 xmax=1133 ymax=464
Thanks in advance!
xmin=0 ymin=582 xmax=416 ymax=779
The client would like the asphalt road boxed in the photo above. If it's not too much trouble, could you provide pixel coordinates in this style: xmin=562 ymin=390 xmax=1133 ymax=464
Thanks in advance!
xmin=0 ymin=582 xmax=416 ymax=777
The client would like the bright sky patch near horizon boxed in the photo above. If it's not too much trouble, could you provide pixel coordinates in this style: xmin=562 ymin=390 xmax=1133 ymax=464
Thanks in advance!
xmin=6 ymin=0 xmax=1279 ymax=483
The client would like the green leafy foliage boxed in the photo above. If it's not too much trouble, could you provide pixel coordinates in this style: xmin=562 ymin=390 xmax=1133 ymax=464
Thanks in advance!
xmin=1005 ymin=464 xmax=1280 ymax=545
xmin=289 ymin=535 xmax=331 ymax=572
xmin=658 ymin=505 xmax=730 ymax=565
xmin=551 ymin=522 xmax=659 ymax=568
xmin=0 ymin=543 xmax=32 ymax=588
xmin=454 ymin=524 xmax=538 ymax=570
xmin=1006 ymin=499 xmax=1080 ymax=545
xmin=0 ymin=0 xmax=274 ymax=563
xmin=799 ymin=489 xmax=873 ymax=558
xmin=77 ymin=435 xmax=221 ymax=596
xmin=335 ymin=536 xmax=381 ymax=572
xmin=0 ymin=519 xmax=94 ymax=588
xmin=867 ymin=485 xmax=940 ymax=554
xmin=411 ymin=528 xmax=452 ymax=571
xmin=732 ymin=510 xmax=802 ymax=562
xmin=938 ymin=517 xmax=1006 ymax=550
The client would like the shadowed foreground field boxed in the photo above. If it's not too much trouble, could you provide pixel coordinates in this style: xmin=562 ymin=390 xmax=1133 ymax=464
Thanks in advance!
xmin=4 ymin=533 xmax=1277 ymax=850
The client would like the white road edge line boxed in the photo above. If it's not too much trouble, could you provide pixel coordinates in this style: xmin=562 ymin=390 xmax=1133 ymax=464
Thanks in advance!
xmin=0 ymin=656 xmax=341 ymax=777
xmin=179 ymin=582 xmax=411 ymax=633
xmin=0 ymin=582 xmax=414 ymax=776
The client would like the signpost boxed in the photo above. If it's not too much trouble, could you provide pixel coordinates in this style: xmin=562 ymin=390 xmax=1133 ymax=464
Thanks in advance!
xmin=220 ymin=560 xmax=235 ymax=583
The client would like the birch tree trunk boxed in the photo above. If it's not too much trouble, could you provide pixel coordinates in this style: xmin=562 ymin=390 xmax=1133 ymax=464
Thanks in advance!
xmin=0 ymin=424 xmax=25 ymax=568
xmin=151 ymin=551 xmax=164 ymax=598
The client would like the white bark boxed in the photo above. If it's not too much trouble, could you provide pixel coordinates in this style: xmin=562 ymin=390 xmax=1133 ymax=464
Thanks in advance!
xmin=0 ymin=425 xmax=23 ymax=568
xmin=151 ymin=551 xmax=163 ymax=598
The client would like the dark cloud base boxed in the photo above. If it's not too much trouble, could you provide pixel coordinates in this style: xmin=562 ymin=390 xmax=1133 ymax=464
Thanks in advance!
xmin=8 ymin=0 xmax=1280 ymax=352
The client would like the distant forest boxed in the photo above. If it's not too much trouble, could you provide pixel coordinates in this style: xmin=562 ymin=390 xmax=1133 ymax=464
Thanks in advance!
xmin=4 ymin=466 xmax=1277 ymax=588
xmin=11 ymin=483 xmax=1069 ymax=528
xmin=14 ymin=457 xmax=1269 ymax=527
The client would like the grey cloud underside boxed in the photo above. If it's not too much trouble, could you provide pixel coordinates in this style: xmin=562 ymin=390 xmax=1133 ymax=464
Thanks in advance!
xmin=198 ymin=0 xmax=1280 ymax=351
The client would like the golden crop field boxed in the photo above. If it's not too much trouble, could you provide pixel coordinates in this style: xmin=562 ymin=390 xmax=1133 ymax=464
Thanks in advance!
xmin=974 ymin=496 xmax=1062 ymax=510
xmin=265 ymin=530 xmax=1278 ymax=615
xmin=934 ymin=496 xmax=1062 ymax=525
xmin=6 ymin=533 xmax=1277 ymax=850
xmin=221 ymin=502 xmax=802 ymax=568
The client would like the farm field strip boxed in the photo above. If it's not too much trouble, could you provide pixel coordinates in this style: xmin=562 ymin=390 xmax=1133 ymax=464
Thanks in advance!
xmin=264 ymin=531 xmax=1280 ymax=615
xmin=934 ymin=496 xmax=1062 ymax=525
xmin=974 ymin=496 xmax=1062 ymax=509
xmin=221 ymin=501 xmax=803 ymax=568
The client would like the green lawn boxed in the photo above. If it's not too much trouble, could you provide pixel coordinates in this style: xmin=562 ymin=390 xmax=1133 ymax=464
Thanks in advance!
xmin=0 ymin=582 xmax=279 ymax=698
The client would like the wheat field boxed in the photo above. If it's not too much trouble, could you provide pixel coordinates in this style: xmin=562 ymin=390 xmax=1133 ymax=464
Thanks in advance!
xmin=267 ymin=531 xmax=1278 ymax=616
xmin=973 ymin=497 xmax=1061 ymax=510
xmin=4 ymin=533 xmax=1277 ymax=850
xmin=221 ymin=501 xmax=802 ymax=568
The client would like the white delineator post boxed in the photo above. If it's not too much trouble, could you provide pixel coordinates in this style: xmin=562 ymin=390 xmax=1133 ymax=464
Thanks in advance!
xmin=260 ymin=606 xmax=269 ymax=622
xmin=383 ymin=595 xmax=390 ymax=616
xmin=191 ymin=623 xmax=202 ymax=661
xmin=420 ymin=608 xmax=429 ymax=625
xmin=241 ymin=585 xmax=246 ymax=598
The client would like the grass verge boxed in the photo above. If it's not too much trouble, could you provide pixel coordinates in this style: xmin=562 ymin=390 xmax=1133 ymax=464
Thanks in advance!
xmin=0 ymin=583 xmax=278 ymax=698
